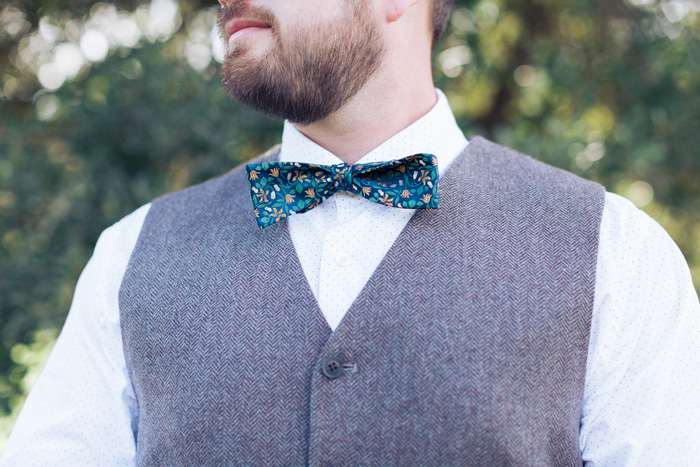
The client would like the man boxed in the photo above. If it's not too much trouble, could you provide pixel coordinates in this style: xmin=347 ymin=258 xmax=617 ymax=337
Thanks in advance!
xmin=2 ymin=0 xmax=699 ymax=464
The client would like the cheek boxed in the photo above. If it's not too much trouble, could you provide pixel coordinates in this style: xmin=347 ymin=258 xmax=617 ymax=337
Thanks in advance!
xmin=276 ymin=1 xmax=347 ymax=32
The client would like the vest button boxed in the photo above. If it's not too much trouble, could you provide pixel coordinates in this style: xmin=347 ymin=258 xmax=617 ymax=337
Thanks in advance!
xmin=321 ymin=357 xmax=343 ymax=379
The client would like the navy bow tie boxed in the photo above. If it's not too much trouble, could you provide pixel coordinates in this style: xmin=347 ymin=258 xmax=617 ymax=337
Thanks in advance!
xmin=246 ymin=154 xmax=440 ymax=228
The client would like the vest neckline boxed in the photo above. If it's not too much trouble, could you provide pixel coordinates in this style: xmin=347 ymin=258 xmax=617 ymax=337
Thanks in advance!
xmin=270 ymin=139 xmax=478 ymax=339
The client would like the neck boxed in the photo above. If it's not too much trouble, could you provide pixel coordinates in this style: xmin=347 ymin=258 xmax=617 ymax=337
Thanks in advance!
xmin=293 ymin=51 xmax=436 ymax=165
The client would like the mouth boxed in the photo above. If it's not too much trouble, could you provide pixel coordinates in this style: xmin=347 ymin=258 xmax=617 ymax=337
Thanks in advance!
xmin=225 ymin=18 xmax=272 ymax=45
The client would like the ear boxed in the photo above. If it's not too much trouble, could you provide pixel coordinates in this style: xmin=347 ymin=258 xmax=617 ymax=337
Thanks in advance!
xmin=385 ymin=0 xmax=423 ymax=23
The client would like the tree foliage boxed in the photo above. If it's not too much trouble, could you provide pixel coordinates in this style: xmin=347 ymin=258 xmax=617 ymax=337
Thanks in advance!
xmin=1 ymin=0 xmax=699 ymax=445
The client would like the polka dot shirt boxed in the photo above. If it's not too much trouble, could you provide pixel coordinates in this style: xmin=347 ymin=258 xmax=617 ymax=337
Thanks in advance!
xmin=3 ymin=91 xmax=699 ymax=465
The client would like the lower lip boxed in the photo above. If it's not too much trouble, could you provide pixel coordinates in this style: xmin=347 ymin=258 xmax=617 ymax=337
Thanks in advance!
xmin=228 ymin=26 xmax=270 ymax=46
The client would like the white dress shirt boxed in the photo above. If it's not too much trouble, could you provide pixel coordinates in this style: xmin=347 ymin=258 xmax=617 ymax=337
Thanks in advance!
xmin=2 ymin=90 xmax=699 ymax=466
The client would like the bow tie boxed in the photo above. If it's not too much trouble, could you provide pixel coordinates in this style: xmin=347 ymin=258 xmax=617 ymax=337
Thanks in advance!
xmin=246 ymin=154 xmax=440 ymax=228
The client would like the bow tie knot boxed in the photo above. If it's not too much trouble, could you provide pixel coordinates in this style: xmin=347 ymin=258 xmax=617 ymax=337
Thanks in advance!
xmin=332 ymin=164 xmax=354 ymax=192
xmin=247 ymin=154 xmax=440 ymax=229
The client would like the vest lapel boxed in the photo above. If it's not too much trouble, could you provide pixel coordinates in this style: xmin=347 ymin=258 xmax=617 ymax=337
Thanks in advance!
xmin=324 ymin=141 xmax=473 ymax=339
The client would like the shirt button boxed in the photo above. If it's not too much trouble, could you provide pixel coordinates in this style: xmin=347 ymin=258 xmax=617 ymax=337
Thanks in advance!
xmin=321 ymin=357 xmax=343 ymax=379
xmin=335 ymin=254 xmax=351 ymax=267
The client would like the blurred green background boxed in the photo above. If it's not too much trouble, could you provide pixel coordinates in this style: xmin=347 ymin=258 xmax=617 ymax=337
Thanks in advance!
xmin=1 ymin=0 xmax=699 ymax=449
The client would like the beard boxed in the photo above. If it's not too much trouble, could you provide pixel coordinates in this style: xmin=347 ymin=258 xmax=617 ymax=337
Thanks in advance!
xmin=217 ymin=2 xmax=384 ymax=125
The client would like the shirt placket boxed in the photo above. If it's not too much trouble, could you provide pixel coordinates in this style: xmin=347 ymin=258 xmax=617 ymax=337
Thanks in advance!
xmin=317 ymin=193 xmax=366 ymax=330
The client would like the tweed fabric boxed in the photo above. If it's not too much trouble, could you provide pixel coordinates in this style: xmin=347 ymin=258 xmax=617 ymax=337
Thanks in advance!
xmin=119 ymin=137 xmax=605 ymax=466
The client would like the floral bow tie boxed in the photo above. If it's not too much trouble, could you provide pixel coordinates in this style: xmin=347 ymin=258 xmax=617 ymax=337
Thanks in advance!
xmin=246 ymin=154 xmax=439 ymax=229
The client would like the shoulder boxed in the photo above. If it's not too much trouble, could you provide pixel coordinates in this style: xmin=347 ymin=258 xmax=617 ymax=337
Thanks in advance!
xmin=88 ymin=145 xmax=280 ymax=260
xmin=598 ymin=191 xmax=692 ymax=274
xmin=468 ymin=136 xmax=603 ymax=191
xmin=597 ymin=191 xmax=695 ymax=293
xmin=463 ymin=137 xmax=606 ymax=217
xmin=592 ymin=191 xmax=698 ymax=371
xmin=581 ymin=191 xmax=700 ymax=463
xmin=458 ymin=137 xmax=606 ymax=229
xmin=96 ymin=203 xmax=152 ymax=257
xmin=105 ymin=145 xmax=281 ymax=247
xmin=600 ymin=191 xmax=672 ymax=243
xmin=120 ymin=145 xmax=282 ymax=233
xmin=153 ymin=145 xmax=281 ymax=210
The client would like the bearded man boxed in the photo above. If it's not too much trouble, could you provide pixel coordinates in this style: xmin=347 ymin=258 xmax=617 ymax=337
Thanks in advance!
xmin=3 ymin=0 xmax=700 ymax=465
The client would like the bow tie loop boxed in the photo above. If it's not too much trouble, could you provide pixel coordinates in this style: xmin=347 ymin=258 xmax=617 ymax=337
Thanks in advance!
xmin=247 ymin=154 xmax=439 ymax=229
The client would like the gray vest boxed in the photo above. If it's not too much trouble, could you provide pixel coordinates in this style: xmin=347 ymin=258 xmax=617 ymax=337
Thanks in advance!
xmin=119 ymin=137 xmax=605 ymax=466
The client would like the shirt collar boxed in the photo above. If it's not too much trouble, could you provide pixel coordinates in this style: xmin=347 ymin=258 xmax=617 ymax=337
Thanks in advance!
xmin=278 ymin=89 xmax=468 ymax=174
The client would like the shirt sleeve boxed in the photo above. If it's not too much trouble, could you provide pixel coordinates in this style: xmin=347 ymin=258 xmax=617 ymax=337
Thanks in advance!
xmin=0 ymin=204 xmax=151 ymax=466
xmin=580 ymin=192 xmax=700 ymax=465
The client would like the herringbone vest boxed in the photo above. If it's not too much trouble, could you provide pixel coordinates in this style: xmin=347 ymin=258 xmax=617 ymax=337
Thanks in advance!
xmin=119 ymin=137 xmax=605 ymax=466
